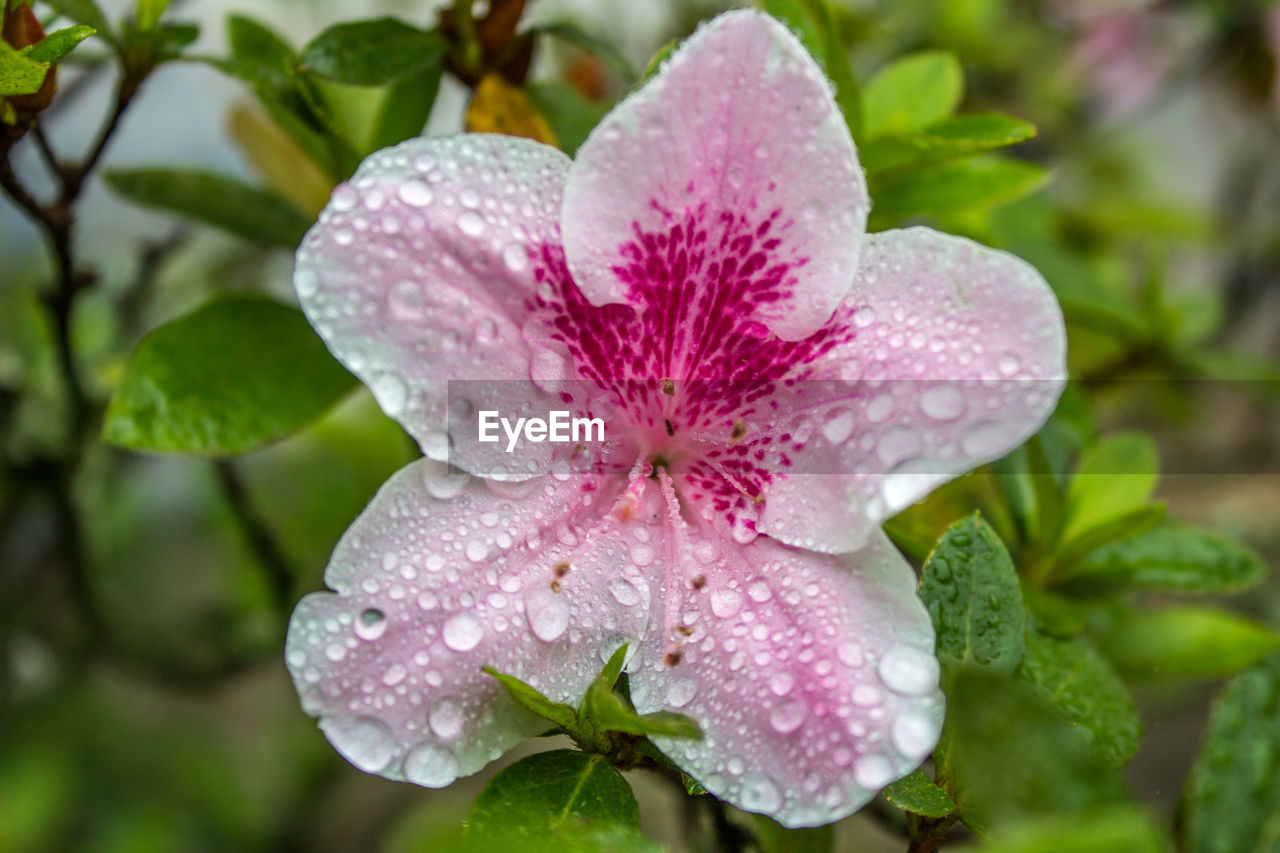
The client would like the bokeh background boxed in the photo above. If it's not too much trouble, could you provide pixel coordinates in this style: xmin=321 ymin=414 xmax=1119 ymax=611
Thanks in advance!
xmin=2 ymin=0 xmax=1279 ymax=850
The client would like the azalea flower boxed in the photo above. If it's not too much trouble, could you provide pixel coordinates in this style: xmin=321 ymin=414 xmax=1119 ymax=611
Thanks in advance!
xmin=285 ymin=9 xmax=1065 ymax=828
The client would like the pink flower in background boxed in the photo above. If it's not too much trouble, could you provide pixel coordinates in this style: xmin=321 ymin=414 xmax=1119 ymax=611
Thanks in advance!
xmin=285 ymin=9 xmax=1065 ymax=828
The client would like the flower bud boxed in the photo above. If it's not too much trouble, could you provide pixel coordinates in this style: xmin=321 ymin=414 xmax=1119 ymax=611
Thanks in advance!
xmin=3 ymin=3 xmax=58 ymax=116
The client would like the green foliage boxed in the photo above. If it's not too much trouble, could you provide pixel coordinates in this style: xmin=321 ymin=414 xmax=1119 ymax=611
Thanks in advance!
xmin=467 ymin=751 xmax=652 ymax=850
xmin=531 ymin=21 xmax=637 ymax=81
xmin=487 ymin=645 xmax=702 ymax=752
xmin=1101 ymin=607 xmax=1280 ymax=680
xmin=871 ymin=155 xmax=1050 ymax=219
xmin=861 ymin=51 xmax=963 ymax=137
xmin=42 ymin=0 xmax=115 ymax=45
xmin=1061 ymin=432 xmax=1159 ymax=545
xmin=883 ymin=770 xmax=958 ymax=818
xmin=103 ymin=168 xmax=313 ymax=248
xmin=1182 ymin=653 xmax=1280 ymax=853
xmin=758 ymin=0 xmax=861 ymax=135
xmin=861 ymin=113 xmax=1036 ymax=176
xmin=749 ymin=813 xmax=835 ymax=853
xmin=963 ymin=807 xmax=1170 ymax=853
xmin=24 ymin=25 xmax=95 ymax=63
xmin=0 ymin=39 xmax=47 ymax=97
xmin=1066 ymin=524 xmax=1269 ymax=593
xmin=524 ymin=81 xmax=608 ymax=156
xmin=939 ymin=669 xmax=1124 ymax=831
xmin=920 ymin=515 xmax=1026 ymax=674
xmin=102 ymin=297 xmax=356 ymax=456
xmin=298 ymin=18 xmax=446 ymax=86
xmin=1019 ymin=631 xmax=1141 ymax=767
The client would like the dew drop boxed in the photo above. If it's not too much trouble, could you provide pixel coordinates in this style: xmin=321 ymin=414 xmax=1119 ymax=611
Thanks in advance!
xmin=768 ymin=671 xmax=795 ymax=696
xmin=998 ymin=353 xmax=1022 ymax=376
xmin=854 ymin=752 xmax=895 ymax=789
xmin=355 ymin=607 xmax=387 ymax=641
xmin=609 ymin=578 xmax=642 ymax=606
xmin=666 ymin=675 xmax=698 ymax=708
xmin=458 ymin=211 xmax=485 ymax=237
xmin=920 ymin=385 xmax=965 ymax=421
xmin=501 ymin=243 xmax=529 ymax=272
xmin=769 ymin=700 xmax=807 ymax=734
xmin=710 ymin=588 xmax=743 ymax=619
xmin=398 ymin=180 xmax=433 ymax=207
xmin=403 ymin=742 xmax=459 ymax=787
xmin=465 ymin=539 xmax=489 ymax=563
xmin=739 ymin=773 xmax=782 ymax=813
xmin=422 ymin=464 xmax=467 ymax=500
xmin=382 ymin=663 xmax=407 ymax=686
xmin=891 ymin=709 xmax=938 ymax=760
xmin=388 ymin=280 xmax=425 ymax=319
xmin=525 ymin=587 xmax=569 ymax=643
xmin=877 ymin=644 xmax=940 ymax=697
xmin=371 ymin=372 xmax=408 ymax=415
xmin=821 ymin=408 xmax=856 ymax=444
xmin=428 ymin=697 xmax=465 ymax=739
xmin=320 ymin=715 xmax=396 ymax=773
xmin=442 ymin=613 xmax=483 ymax=652
xmin=852 ymin=306 xmax=876 ymax=328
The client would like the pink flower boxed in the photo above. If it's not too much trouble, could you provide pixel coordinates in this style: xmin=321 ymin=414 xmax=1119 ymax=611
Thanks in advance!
xmin=285 ymin=10 xmax=1065 ymax=827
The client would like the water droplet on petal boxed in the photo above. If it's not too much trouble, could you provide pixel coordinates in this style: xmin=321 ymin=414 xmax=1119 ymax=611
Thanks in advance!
xmin=501 ymin=243 xmax=529 ymax=272
xmin=666 ymin=675 xmax=698 ymax=708
xmin=320 ymin=715 xmax=396 ymax=773
xmin=998 ymin=353 xmax=1021 ymax=376
xmin=422 ymin=464 xmax=467 ymax=500
xmin=398 ymin=180 xmax=433 ymax=207
xmin=442 ymin=613 xmax=484 ymax=652
xmin=382 ymin=663 xmax=406 ymax=686
xmin=854 ymin=752 xmax=895 ymax=789
xmin=920 ymin=385 xmax=965 ymax=421
xmin=525 ymin=587 xmax=568 ymax=642
xmin=458 ymin=211 xmax=485 ymax=236
xmin=769 ymin=700 xmax=807 ymax=734
xmin=710 ymin=588 xmax=743 ymax=619
xmin=355 ymin=608 xmax=387 ymax=640
xmin=429 ymin=698 xmax=465 ymax=739
xmin=403 ymin=742 xmax=459 ymax=787
xmin=821 ymin=408 xmax=856 ymax=444
xmin=465 ymin=539 xmax=488 ymax=563
xmin=768 ymin=671 xmax=795 ymax=696
xmin=739 ymin=773 xmax=782 ymax=813
xmin=891 ymin=709 xmax=938 ymax=760
xmin=609 ymin=578 xmax=641 ymax=606
xmin=371 ymin=372 xmax=408 ymax=415
xmin=877 ymin=644 xmax=940 ymax=697
xmin=389 ymin=280 xmax=425 ymax=319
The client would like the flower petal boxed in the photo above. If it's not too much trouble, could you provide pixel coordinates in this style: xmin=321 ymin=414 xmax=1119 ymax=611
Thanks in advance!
xmin=294 ymin=135 xmax=571 ymax=463
xmin=285 ymin=460 xmax=655 ymax=786
xmin=627 ymin=517 xmax=943 ymax=828
xmin=562 ymin=9 xmax=868 ymax=343
xmin=756 ymin=226 xmax=1067 ymax=553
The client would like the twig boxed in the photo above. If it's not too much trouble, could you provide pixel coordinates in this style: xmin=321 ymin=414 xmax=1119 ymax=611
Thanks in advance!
xmin=214 ymin=459 xmax=297 ymax=612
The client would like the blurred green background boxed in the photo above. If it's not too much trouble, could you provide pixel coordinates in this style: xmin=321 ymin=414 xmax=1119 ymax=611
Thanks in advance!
xmin=2 ymin=0 xmax=1279 ymax=850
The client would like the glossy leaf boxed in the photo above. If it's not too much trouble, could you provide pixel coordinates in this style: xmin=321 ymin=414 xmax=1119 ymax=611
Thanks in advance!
xmin=580 ymin=645 xmax=702 ymax=740
xmin=883 ymin=770 xmax=957 ymax=818
xmin=920 ymin=515 xmax=1025 ymax=674
xmin=861 ymin=50 xmax=962 ymax=137
xmin=1102 ymin=607 xmax=1280 ymax=680
xmin=1061 ymin=432 xmax=1159 ymax=545
xmin=1053 ymin=504 xmax=1166 ymax=576
xmin=1183 ymin=653 xmax=1280 ymax=853
xmin=103 ymin=297 xmax=356 ymax=456
xmin=939 ymin=669 xmax=1123 ymax=830
xmin=467 ymin=750 xmax=640 ymax=841
xmin=1068 ymin=524 xmax=1268 ymax=593
xmin=368 ymin=64 xmax=443 ymax=152
xmin=870 ymin=156 xmax=1049 ymax=218
xmin=299 ymin=18 xmax=446 ymax=86
xmin=42 ymin=0 xmax=114 ymax=43
xmin=103 ymin=168 xmax=312 ymax=248
xmin=482 ymin=667 xmax=579 ymax=732
xmin=24 ymin=25 xmax=96 ymax=63
xmin=0 ymin=41 xmax=47 ymax=97
xmin=1020 ymin=631 xmax=1142 ymax=767
xmin=861 ymin=113 xmax=1036 ymax=175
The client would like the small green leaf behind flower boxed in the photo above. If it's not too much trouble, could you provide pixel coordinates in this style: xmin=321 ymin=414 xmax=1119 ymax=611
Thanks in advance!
xmin=883 ymin=770 xmax=957 ymax=818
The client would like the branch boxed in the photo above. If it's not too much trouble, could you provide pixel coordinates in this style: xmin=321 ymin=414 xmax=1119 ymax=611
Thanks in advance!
xmin=214 ymin=459 xmax=297 ymax=612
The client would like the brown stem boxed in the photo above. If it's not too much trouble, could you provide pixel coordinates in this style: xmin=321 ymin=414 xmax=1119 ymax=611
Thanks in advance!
xmin=215 ymin=459 xmax=297 ymax=612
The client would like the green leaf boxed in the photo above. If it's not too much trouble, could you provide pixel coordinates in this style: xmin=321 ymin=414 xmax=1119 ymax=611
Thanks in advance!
xmin=861 ymin=50 xmax=962 ymax=137
xmin=226 ymin=14 xmax=295 ymax=92
xmin=1183 ymin=653 xmax=1280 ymax=853
xmin=367 ymin=64 xmax=442 ymax=152
xmin=861 ymin=113 xmax=1036 ymax=175
xmin=759 ymin=0 xmax=825 ymax=62
xmin=580 ymin=645 xmax=702 ymax=740
xmin=963 ymin=807 xmax=1170 ymax=853
xmin=103 ymin=297 xmax=356 ymax=456
xmin=1061 ymin=432 xmax=1158 ymax=545
xmin=938 ymin=669 xmax=1124 ymax=831
xmin=467 ymin=750 xmax=641 ymax=842
xmin=640 ymin=38 xmax=677 ymax=83
xmin=120 ymin=20 xmax=196 ymax=61
xmin=299 ymin=18 xmax=446 ymax=86
xmin=883 ymin=770 xmax=957 ymax=818
xmin=750 ymin=813 xmax=834 ymax=853
xmin=134 ymin=0 xmax=168 ymax=30
xmin=103 ymin=168 xmax=312 ymax=248
xmin=0 ymin=40 xmax=48 ymax=97
xmin=870 ymin=155 xmax=1049 ymax=219
xmin=1052 ymin=504 xmax=1166 ymax=577
xmin=42 ymin=0 xmax=114 ymax=44
xmin=24 ymin=25 xmax=96 ymax=63
xmin=524 ymin=81 xmax=608 ymax=156
xmin=531 ymin=21 xmax=636 ymax=81
xmin=1101 ymin=606 xmax=1280 ymax=680
xmin=758 ymin=0 xmax=861 ymax=136
xmin=1067 ymin=524 xmax=1269 ymax=594
xmin=1020 ymin=631 xmax=1141 ymax=767
xmin=482 ymin=667 xmax=579 ymax=732
xmin=920 ymin=515 xmax=1025 ymax=674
